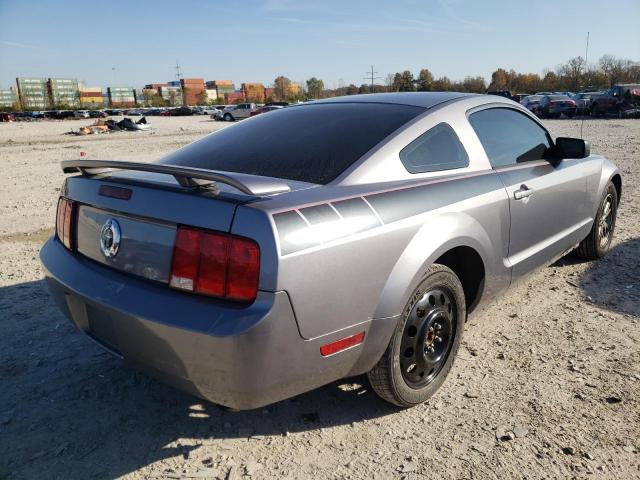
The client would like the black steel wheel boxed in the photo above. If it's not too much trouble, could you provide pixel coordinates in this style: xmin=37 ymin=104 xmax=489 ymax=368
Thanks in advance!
xmin=400 ymin=288 xmax=456 ymax=388
xmin=368 ymin=264 xmax=466 ymax=407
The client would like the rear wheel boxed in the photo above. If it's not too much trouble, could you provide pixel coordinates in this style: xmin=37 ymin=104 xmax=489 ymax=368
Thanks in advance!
xmin=367 ymin=264 xmax=465 ymax=407
xmin=575 ymin=182 xmax=618 ymax=259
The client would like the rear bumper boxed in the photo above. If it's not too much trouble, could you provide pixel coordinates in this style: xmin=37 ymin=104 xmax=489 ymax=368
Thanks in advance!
xmin=40 ymin=237 xmax=371 ymax=409
xmin=549 ymin=107 xmax=577 ymax=114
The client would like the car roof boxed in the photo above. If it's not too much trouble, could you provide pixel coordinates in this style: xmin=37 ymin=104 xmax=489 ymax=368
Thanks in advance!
xmin=309 ymin=92 xmax=474 ymax=108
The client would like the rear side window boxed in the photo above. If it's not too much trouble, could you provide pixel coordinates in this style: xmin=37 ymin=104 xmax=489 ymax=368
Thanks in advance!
xmin=161 ymin=103 xmax=424 ymax=184
xmin=468 ymin=108 xmax=551 ymax=168
xmin=400 ymin=123 xmax=469 ymax=173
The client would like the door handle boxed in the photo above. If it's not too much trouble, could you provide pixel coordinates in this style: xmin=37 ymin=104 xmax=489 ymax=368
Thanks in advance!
xmin=514 ymin=184 xmax=533 ymax=200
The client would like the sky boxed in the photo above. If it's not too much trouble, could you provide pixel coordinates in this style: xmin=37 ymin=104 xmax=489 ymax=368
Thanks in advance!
xmin=0 ymin=0 xmax=638 ymax=90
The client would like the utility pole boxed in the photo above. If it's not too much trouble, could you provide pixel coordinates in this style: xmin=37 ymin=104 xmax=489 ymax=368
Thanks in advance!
xmin=363 ymin=65 xmax=382 ymax=93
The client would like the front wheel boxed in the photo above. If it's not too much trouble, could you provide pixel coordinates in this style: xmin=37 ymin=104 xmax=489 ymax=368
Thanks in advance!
xmin=367 ymin=264 xmax=466 ymax=407
xmin=575 ymin=182 xmax=618 ymax=259
xmin=223 ymin=113 xmax=233 ymax=122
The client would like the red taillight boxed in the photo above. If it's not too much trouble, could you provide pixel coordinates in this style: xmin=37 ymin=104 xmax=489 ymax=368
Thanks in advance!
xmin=320 ymin=332 xmax=366 ymax=357
xmin=169 ymin=228 xmax=201 ymax=292
xmin=56 ymin=197 xmax=76 ymax=250
xmin=169 ymin=227 xmax=260 ymax=303
xmin=198 ymin=233 xmax=229 ymax=296
xmin=226 ymin=238 xmax=260 ymax=301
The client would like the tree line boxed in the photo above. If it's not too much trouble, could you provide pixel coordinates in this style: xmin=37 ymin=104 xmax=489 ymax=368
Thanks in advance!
xmin=273 ymin=54 xmax=639 ymax=101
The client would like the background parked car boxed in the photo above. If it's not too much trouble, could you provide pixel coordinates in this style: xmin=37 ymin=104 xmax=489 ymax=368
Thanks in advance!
xmin=88 ymin=110 xmax=107 ymax=118
xmin=487 ymin=90 xmax=512 ymax=99
xmin=220 ymin=103 xmax=257 ymax=121
xmin=0 ymin=112 xmax=15 ymax=122
xmin=511 ymin=93 xmax=530 ymax=103
xmin=537 ymin=95 xmax=577 ymax=118
xmin=52 ymin=110 xmax=75 ymax=120
xmin=73 ymin=110 xmax=90 ymax=119
xmin=250 ymin=105 xmax=284 ymax=116
xmin=171 ymin=106 xmax=194 ymax=116
xmin=590 ymin=83 xmax=640 ymax=117
xmin=520 ymin=94 xmax=544 ymax=114
xmin=573 ymin=92 xmax=599 ymax=114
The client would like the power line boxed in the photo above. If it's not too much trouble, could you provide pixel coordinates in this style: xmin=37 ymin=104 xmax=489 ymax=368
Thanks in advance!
xmin=364 ymin=65 xmax=382 ymax=92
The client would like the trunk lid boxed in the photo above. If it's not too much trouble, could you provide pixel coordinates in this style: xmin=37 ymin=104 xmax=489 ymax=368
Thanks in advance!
xmin=61 ymin=161 xmax=315 ymax=286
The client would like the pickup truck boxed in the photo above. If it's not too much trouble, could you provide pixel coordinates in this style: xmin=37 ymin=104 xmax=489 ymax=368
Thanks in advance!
xmin=590 ymin=84 xmax=640 ymax=117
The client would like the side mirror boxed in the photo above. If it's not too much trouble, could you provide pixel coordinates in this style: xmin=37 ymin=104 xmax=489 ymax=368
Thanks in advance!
xmin=554 ymin=137 xmax=590 ymax=159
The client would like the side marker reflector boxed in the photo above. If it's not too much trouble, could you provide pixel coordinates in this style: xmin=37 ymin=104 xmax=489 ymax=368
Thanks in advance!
xmin=320 ymin=331 xmax=365 ymax=357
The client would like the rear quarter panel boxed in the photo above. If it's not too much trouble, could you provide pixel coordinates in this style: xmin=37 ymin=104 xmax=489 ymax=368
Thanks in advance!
xmin=241 ymin=171 xmax=511 ymax=340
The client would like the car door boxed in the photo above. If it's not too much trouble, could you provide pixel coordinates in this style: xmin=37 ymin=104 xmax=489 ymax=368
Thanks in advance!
xmin=468 ymin=106 xmax=589 ymax=279
xmin=235 ymin=104 xmax=248 ymax=119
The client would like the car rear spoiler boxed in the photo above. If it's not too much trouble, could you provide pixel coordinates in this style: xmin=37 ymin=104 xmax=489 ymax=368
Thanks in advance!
xmin=60 ymin=159 xmax=291 ymax=196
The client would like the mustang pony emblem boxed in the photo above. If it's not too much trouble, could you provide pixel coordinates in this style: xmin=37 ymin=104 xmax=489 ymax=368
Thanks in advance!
xmin=100 ymin=218 xmax=121 ymax=258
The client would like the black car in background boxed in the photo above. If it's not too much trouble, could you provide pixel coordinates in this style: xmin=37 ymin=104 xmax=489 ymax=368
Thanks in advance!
xmin=170 ymin=106 xmax=194 ymax=116
xmin=537 ymin=95 xmax=577 ymax=118
xmin=487 ymin=90 xmax=512 ymax=100
xmin=520 ymin=95 xmax=544 ymax=114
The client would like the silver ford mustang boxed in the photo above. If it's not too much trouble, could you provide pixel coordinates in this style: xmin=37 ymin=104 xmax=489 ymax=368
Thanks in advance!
xmin=40 ymin=93 xmax=621 ymax=410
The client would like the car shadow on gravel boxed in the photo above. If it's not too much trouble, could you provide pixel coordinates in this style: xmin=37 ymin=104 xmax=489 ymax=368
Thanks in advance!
xmin=553 ymin=238 xmax=640 ymax=315
xmin=1 ymin=279 xmax=400 ymax=479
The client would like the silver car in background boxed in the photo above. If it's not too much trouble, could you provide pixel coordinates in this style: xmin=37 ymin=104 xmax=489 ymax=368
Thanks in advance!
xmin=219 ymin=102 xmax=258 ymax=121
xmin=40 ymin=93 xmax=621 ymax=410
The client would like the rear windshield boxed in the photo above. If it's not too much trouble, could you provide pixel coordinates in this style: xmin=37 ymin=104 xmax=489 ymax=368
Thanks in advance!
xmin=160 ymin=103 xmax=425 ymax=184
xmin=549 ymin=95 xmax=570 ymax=100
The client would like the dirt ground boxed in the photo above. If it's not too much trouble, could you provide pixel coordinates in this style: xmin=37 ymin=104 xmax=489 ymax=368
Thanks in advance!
xmin=0 ymin=116 xmax=638 ymax=480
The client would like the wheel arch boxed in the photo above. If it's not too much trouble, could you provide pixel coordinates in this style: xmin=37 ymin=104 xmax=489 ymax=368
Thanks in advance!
xmin=349 ymin=212 xmax=507 ymax=378
xmin=611 ymin=173 xmax=622 ymax=202
xmin=372 ymin=212 xmax=497 ymax=322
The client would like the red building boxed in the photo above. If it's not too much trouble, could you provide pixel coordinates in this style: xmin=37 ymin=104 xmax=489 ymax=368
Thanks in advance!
xmin=179 ymin=78 xmax=206 ymax=106
xmin=224 ymin=91 xmax=245 ymax=104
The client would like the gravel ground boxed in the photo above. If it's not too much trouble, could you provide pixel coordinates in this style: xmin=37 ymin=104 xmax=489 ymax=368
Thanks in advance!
xmin=0 ymin=116 xmax=638 ymax=480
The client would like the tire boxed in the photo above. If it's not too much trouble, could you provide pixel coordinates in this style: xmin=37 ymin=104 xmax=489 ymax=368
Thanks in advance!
xmin=367 ymin=264 xmax=466 ymax=407
xmin=575 ymin=182 xmax=618 ymax=260
xmin=223 ymin=113 xmax=233 ymax=122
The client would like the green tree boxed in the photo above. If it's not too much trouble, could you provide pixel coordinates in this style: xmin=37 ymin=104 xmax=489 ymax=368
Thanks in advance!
xmin=274 ymin=76 xmax=292 ymax=101
xmin=196 ymin=90 xmax=209 ymax=105
xmin=400 ymin=70 xmax=415 ymax=91
xmin=416 ymin=68 xmax=434 ymax=91
xmin=462 ymin=76 xmax=486 ymax=93
xmin=346 ymin=84 xmax=359 ymax=95
xmin=432 ymin=76 xmax=452 ymax=91
xmin=306 ymin=77 xmax=325 ymax=99
xmin=541 ymin=70 xmax=559 ymax=91
xmin=488 ymin=68 xmax=509 ymax=90
xmin=598 ymin=54 xmax=634 ymax=87
xmin=558 ymin=56 xmax=585 ymax=91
